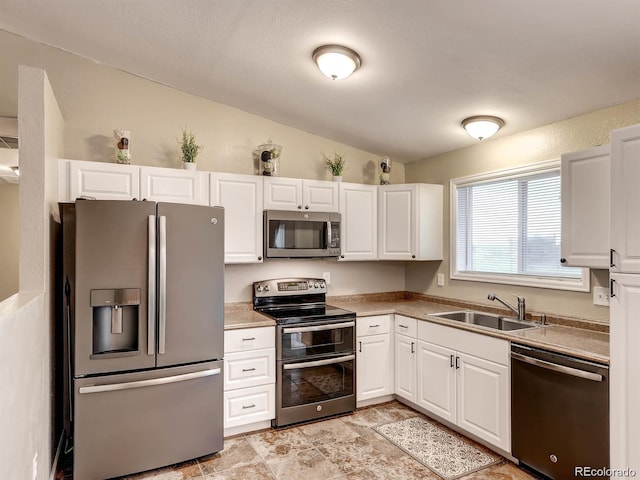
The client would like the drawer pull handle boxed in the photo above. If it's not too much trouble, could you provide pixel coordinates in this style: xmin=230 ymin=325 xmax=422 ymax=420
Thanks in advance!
xmin=242 ymin=404 xmax=256 ymax=409
xmin=242 ymin=337 xmax=256 ymax=341
xmin=242 ymin=368 xmax=256 ymax=372
xmin=411 ymin=342 xmax=415 ymax=354
xmin=399 ymin=324 xmax=408 ymax=328
xmin=369 ymin=324 xmax=380 ymax=328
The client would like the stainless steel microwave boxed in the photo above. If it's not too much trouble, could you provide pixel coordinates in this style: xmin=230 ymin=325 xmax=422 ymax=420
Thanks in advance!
xmin=264 ymin=210 xmax=341 ymax=258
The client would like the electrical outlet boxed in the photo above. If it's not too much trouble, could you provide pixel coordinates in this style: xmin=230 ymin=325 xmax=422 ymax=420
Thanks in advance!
xmin=322 ymin=272 xmax=330 ymax=285
xmin=593 ymin=286 xmax=610 ymax=306
xmin=32 ymin=452 xmax=37 ymax=480
xmin=437 ymin=273 xmax=445 ymax=287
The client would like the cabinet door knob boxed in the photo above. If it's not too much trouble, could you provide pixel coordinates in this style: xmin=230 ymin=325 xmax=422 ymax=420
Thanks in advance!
xmin=298 ymin=205 xmax=302 ymax=209
xmin=560 ymin=258 xmax=567 ymax=264
xmin=411 ymin=255 xmax=416 ymax=259
xmin=340 ymin=255 xmax=345 ymax=259
xmin=305 ymin=205 xmax=309 ymax=210
xmin=258 ymin=256 xmax=262 ymax=261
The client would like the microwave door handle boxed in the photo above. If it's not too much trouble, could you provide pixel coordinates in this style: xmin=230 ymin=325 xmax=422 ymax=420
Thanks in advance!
xmin=326 ymin=220 xmax=331 ymax=248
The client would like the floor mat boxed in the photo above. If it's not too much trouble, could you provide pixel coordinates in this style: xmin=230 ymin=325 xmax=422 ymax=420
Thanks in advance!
xmin=373 ymin=416 xmax=500 ymax=480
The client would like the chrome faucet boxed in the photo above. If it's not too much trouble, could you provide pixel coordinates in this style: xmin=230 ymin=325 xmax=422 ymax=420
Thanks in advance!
xmin=487 ymin=293 xmax=526 ymax=321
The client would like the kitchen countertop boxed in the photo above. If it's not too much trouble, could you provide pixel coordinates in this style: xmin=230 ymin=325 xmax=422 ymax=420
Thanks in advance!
xmin=224 ymin=308 xmax=275 ymax=330
xmin=223 ymin=297 xmax=609 ymax=364
xmin=328 ymin=298 xmax=610 ymax=365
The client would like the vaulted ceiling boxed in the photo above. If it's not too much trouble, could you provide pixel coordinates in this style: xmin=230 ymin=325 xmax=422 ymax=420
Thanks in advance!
xmin=1 ymin=0 xmax=639 ymax=163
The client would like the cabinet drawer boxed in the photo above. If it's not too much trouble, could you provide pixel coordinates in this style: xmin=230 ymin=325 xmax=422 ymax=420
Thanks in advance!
xmin=395 ymin=315 xmax=417 ymax=337
xmin=223 ymin=383 xmax=275 ymax=429
xmin=418 ymin=321 xmax=509 ymax=366
xmin=357 ymin=315 xmax=392 ymax=336
xmin=224 ymin=348 xmax=275 ymax=391
xmin=225 ymin=327 xmax=274 ymax=353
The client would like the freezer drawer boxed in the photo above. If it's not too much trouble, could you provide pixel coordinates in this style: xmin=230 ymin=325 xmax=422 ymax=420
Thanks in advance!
xmin=73 ymin=361 xmax=223 ymax=480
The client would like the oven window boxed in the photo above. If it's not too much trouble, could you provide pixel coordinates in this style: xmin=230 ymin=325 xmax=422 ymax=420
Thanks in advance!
xmin=268 ymin=220 xmax=327 ymax=250
xmin=282 ymin=358 xmax=354 ymax=408
xmin=281 ymin=324 xmax=354 ymax=359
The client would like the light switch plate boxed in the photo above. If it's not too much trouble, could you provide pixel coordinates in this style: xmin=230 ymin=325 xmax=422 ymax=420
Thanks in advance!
xmin=437 ymin=273 xmax=445 ymax=287
xmin=593 ymin=286 xmax=610 ymax=306
xmin=323 ymin=272 xmax=330 ymax=285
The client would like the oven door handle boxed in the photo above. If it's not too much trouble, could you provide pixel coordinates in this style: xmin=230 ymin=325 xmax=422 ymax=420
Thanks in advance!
xmin=283 ymin=354 xmax=355 ymax=370
xmin=282 ymin=321 xmax=355 ymax=334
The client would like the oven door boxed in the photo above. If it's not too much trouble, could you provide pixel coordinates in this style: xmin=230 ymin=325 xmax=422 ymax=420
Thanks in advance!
xmin=276 ymin=353 xmax=355 ymax=426
xmin=278 ymin=319 xmax=355 ymax=360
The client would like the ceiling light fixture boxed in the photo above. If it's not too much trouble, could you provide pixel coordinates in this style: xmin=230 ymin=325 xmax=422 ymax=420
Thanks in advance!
xmin=312 ymin=45 xmax=361 ymax=80
xmin=461 ymin=115 xmax=505 ymax=141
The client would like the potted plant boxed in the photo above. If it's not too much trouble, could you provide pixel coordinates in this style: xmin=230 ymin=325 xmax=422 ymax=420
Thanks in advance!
xmin=324 ymin=152 xmax=346 ymax=182
xmin=180 ymin=127 xmax=203 ymax=170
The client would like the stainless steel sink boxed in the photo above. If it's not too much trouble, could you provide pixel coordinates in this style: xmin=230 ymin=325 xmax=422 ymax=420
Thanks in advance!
xmin=430 ymin=311 xmax=540 ymax=331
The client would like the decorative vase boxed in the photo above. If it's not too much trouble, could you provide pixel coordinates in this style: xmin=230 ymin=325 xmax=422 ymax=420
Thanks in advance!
xmin=114 ymin=129 xmax=131 ymax=164
xmin=332 ymin=175 xmax=343 ymax=182
xmin=183 ymin=161 xmax=197 ymax=171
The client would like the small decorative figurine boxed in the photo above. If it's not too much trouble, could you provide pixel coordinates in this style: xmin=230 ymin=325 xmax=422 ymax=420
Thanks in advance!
xmin=114 ymin=129 xmax=131 ymax=164
xmin=380 ymin=156 xmax=391 ymax=185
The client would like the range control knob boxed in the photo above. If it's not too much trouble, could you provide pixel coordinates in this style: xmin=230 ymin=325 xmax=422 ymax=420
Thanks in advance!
xmin=314 ymin=282 xmax=319 ymax=288
xmin=264 ymin=285 xmax=270 ymax=292
xmin=320 ymin=282 xmax=326 ymax=288
xmin=256 ymin=285 xmax=263 ymax=292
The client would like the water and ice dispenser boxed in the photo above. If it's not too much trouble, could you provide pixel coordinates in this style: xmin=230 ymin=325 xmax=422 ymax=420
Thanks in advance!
xmin=91 ymin=288 xmax=141 ymax=357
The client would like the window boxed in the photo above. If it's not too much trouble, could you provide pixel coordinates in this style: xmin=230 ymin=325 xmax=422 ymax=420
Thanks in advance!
xmin=451 ymin=160 xmax=589 ymax=291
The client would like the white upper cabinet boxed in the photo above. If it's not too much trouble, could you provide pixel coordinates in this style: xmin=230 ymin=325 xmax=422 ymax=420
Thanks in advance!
xmin=560 ymin=145 xmax=610 ymax=268
xmin=263 ymin=177 xmax=338 ymax=212
xmin=140 ymin=166 xmax=209 ymax=205
xmin=210 ymin=173 xmax=264 ymax=264
xmin=339 ymin=183 xmax=377 ymax=261
xmin=611 ymin=124 xmax=640 ymax=273
xmin=378 ymin=183 xmax=443 ymax=260
xmin=61 ymin=159 xmax=140 ymax=201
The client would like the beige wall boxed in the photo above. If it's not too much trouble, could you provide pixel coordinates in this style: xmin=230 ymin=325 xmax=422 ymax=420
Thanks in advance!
xmin=0 ymin=29 xmax=405 ymax=185
xmin=0 ymin=67 xmax=64 ymax=480
xmin=405 ymin=100 xmax=640 ymax=323
xmin=0 ymin=183 xmax=19 ymax=300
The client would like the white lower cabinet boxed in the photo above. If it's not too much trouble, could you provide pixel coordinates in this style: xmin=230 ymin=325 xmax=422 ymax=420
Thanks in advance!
xmin=223 ymin=327 xmax=275 ymax=436
xmin=356 ymin=315 xmax=393 ymax=405
xmin=394 ymin=316 xmax=417 ymax=403
xmin=416 ymin=321 xmax=510 ymax=453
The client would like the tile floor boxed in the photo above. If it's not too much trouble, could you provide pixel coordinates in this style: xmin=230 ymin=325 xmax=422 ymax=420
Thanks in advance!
xmin=60 ymin=401 xmax=539 ymax=479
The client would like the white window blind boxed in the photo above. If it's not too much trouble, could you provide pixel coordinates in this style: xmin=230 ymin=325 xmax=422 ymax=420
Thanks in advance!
xmin=452 ymin=162 xmax=588 ymax=291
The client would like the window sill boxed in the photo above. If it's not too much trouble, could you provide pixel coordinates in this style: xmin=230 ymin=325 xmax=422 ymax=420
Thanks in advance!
xmin=450 ymin=270 xmax=590 ymax=292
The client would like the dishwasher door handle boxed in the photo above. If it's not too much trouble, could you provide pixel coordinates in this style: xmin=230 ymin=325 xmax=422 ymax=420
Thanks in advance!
xmin=511 ymin=352 xmax=604 ymax=382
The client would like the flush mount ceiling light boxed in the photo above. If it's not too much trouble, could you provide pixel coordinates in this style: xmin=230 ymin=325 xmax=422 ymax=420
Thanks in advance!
xmin=312 ymin=45 xmax=362 ymax=80
xmin=461 ymin=115 xmax=505 ymax=141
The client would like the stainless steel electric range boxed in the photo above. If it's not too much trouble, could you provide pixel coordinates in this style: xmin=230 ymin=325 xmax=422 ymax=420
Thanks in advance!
xmin=253 ymin=278 xmax=356 ymax=428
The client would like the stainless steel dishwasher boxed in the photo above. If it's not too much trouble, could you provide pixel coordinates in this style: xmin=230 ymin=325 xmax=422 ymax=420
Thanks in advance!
xmin=511 ymin=344 xmax=609 ymax=479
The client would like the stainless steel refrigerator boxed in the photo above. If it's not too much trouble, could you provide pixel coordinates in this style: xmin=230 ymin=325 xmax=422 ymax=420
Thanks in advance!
xmin=60 ymin=200 xmax=224 ymax=480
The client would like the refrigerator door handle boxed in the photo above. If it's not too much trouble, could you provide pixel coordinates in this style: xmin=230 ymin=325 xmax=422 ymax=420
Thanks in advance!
xmin=78 ymin=368 xmax=221 ymax=394
xmin=159 ymin=215 xmax=167 ymax=354
xmin=147 ymin=215 xmax=156 ymax=355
